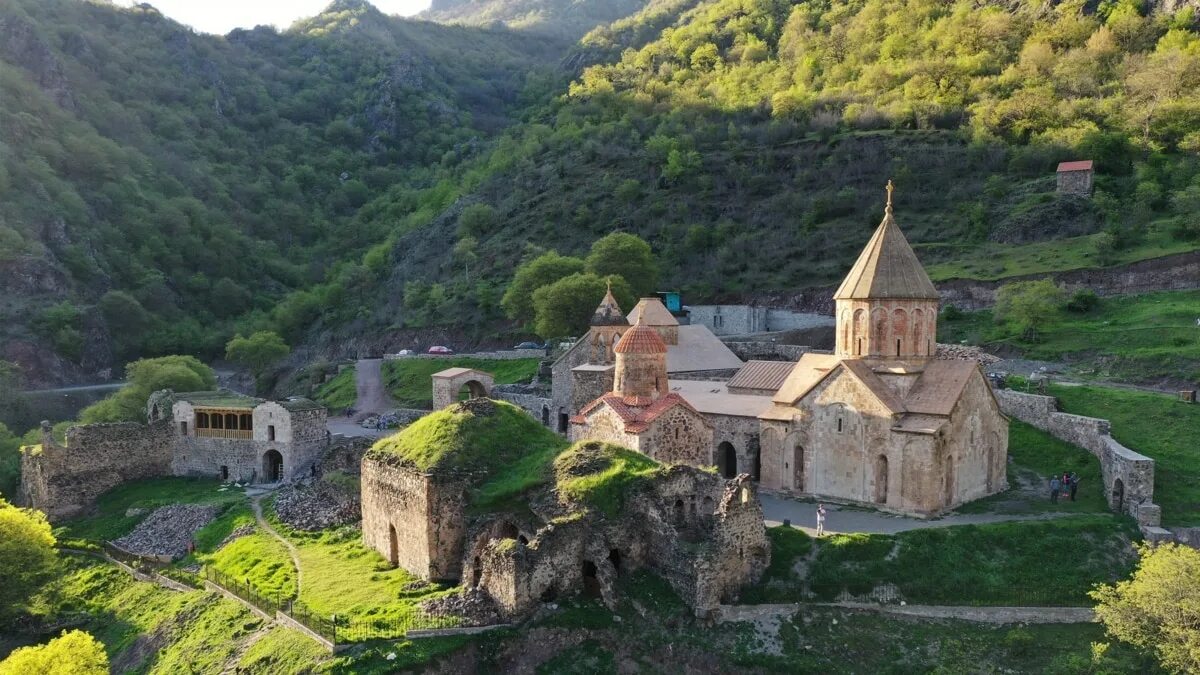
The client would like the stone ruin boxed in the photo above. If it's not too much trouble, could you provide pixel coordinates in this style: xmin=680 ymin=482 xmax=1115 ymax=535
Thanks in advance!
xmin=359 ymin=399 xmax=770 ymax=619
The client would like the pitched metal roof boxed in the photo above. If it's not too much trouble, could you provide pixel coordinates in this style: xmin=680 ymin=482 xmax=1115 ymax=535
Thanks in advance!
xmin=726 ymin=360 xmax=797 ymax=395
xmin=626 ymin=297 xmax=678 ymax=326
xmin=902 ymin=360 xmax=979 ymax=416
xmin=1056 ymin=160 xmax=1094 ymax=172
xmin=664 ymin=325 xmax=744 ymax=372
xmin=833 ymin=209 xmax=939 ymax=301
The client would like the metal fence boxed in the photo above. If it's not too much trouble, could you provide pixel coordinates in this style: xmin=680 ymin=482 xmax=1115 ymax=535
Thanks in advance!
xmin=202 ymin=567 xmax=463 ymax=645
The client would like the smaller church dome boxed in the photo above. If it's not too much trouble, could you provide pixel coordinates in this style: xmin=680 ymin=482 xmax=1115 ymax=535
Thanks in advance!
xmin=591 ymin=283 xmax=627 ymax=326
xmin=613 ymin=316 xmax=667 ymax=354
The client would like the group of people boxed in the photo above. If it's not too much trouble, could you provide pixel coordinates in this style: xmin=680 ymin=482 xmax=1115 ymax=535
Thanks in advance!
xmin=1049 ymin=471 xmax=1080 ymax=503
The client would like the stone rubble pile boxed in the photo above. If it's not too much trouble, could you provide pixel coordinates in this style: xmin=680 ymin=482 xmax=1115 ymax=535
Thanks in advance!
xmin=219 ymin=523 xmax=255 ymax=548
xmin=420 ymin=588 xmax=501 ymax=627
xmin=935 ymin=343 xmax=1001 ymax=366
xmin=273 ymin=481 xmax=361 ymax=531
xmin=360 ymin=408 xmax=427 ymax=430
xmin=112 ymin=504 xmax=219 ymax=559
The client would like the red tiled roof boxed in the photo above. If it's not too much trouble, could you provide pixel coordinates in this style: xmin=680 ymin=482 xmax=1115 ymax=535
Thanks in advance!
xmin=613 ymin=322 xmax=667 ymax=354
xmin=572 ymin=392 xmax=708 ymax=433
xmin=1056 ymin=160 xmax=1093 ymax=172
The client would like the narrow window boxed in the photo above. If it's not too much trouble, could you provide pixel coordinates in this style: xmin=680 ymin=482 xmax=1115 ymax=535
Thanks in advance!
xmin=856 ymin=338 xmax=862 ymax=356
xmin=837 ymin=418 xmax=843 ymax=433
xmin=896 ymin=339 xmax=901 ymax=356
xmin=268 ymin=425 xmax=276 ymax=441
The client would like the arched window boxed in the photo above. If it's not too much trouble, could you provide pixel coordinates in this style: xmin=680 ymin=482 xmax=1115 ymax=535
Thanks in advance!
xmin=853 ymin=309 xmax=866 ymax=355
xmin=912 ymin=308 xmax=924 ymax=355
xmin=225 ymin=413 xmax=238 ymax=430
xmin=872 ymin=308 xmax=888 ymax=354
xmin=892 ymin=308 xmax=908 ymax=355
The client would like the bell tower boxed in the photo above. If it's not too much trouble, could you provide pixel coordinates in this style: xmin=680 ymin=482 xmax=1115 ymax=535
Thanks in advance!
xmin=833 ymin=181 xmax=940 ymax=360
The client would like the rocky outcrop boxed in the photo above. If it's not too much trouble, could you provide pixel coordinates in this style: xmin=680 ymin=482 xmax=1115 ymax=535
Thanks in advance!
xmin=0 ymin=16 xmax=76 ymax=110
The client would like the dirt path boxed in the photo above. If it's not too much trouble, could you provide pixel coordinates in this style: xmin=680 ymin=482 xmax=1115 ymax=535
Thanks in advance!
xmin=761 ymin=494 xmax=1080 ymax=536
xmin=250 ymin=493 xmax=303 ymax=595
xmin=720 ymin=602 xmax=1096 ymax=625
xmin=352 ymin=358 xmax=397 ymax=416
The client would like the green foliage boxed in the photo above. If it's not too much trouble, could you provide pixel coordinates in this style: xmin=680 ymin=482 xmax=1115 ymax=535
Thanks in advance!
xmin=584 ymin=232 xmax=659 ymax=296
xmin=224 ymin=331 xmax=290 ymax=385
xmin=236 ymin=628 xmax=329 ymax=675
xmin=313 ymin=366 xmax=357 ymax=411
xmin=553 ymin=441 xmax=664 ymax=517
xmin=32 ymin=302 xmax=84 ymax=362
xmin=0 ymin=629 xmax=107 ymax=675
xmin=61 ymin=478 xmax=245 ymax=543
xmin=501 ymin=251 xmax=587 ymax=325
xmin=202 ymin=532 xmax=297 ymax=601
xmin=0 ymin=423 xmax=21 ymax=500
xmin=457 ymin=203 xmax=498 ymax=238
xmin=1092 ymin=542 xmax=1200 ymax=674
xmin=531 ymin=272 xmax=635 ymax=338
xmin=0 ymin=498 xmax=57 ymax=625
xmin=79 ymin=356 xmax=216 ymax=424
xmin=1065 ymin=288 xmax=1101 ymax=313
xmin=994 ymin=279 xmax=1067 ymax=340
xmin=380 ymin=357 xmax=541 ymax=408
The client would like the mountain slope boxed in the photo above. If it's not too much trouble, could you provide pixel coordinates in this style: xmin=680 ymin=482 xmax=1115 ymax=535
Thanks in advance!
xmin=421 ymin=0 xmax=652 ymax=39
xmin=0 ymin=0 xmax=568 ymax=385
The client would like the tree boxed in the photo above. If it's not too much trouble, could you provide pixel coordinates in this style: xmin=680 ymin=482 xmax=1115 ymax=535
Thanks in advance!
xmin=993 ymin=279 xmax=1066 ymax=341
xmin=225 ymin=331 xmax=290 ymax=381
xmin=501 ymin=252 xmax=586 ymax=325
xmin=531 ymin=273 xmax=635 ymax=339
xmin=452 ymin=236 xmax=478 ymax=282
xmin=99 ymin=291 xmax=150 ymax=359
xmin=0 ymin=499 xmax=57 ymax=625
xmin=0 ymin=629 xmax=108 ymax=674
xmin=1092 ymin=543 xmax=1200 ymax=673
xmin=80 ymin=356 xmax=216 ymax=423
xmin=585 ymin=232 xmax=659 ymax=297
xmin=457 ymin=203 xmax=497 ymax=238
xmin=211 ymin=278 xmax=253 ymax=318
xmin=0 ymin=423 xmax=21 ymax=500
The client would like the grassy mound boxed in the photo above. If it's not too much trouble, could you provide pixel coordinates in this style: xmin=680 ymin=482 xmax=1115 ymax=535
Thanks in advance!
xmin=553 ymin=441 xmax=665 ymax=517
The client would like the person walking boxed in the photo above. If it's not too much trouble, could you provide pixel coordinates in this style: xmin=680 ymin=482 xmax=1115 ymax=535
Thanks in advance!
xmin=1069 ymin=472 xmax=1079 ymax=502
xmin=1050 ymin=475 xmax=1061 ymax=503
xmin=816 ymin=503 xmax=827 ymax=537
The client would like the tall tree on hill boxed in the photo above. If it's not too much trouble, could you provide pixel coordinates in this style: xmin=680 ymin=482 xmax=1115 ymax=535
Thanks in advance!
xmin=80 ymin=356 xmax=217 ymax=424
xmin=585 ymin=233 xmax=659 ymax=297
xmin=501 ymin=251 xmax=587 ymax=325
xmin=225 ymin=332 xmax=291 ymax=392
xmin=531 ymin=273 xmax=635 ymax=338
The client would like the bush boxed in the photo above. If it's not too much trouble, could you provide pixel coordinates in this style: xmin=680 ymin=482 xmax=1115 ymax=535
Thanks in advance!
xmin=1065 ymin=289 xmax=1101 ymax=313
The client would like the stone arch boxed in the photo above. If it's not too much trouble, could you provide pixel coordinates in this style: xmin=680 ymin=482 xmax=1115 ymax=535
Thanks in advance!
xmin=719 ymin=442 xmax=737 ymax=478
xmin=871 ymin=308 xmax=888 ymax=355
xmin=839 ymin=309 xmax=851 ymax=354
xmin=496 ymin=521 xmax=519 ymax=541
xmin=912 ymin=308 xmax=924 ymax=356
xmin=673 ymin=499 xmax=685 ymax=524
xmin=431 ymin=368 xmax=495 ymax=410
xmin=874 ymin=454 xmax=888 ymax=504
xmin=892 ymin=308 xmax=908 ymax=356
xmin=782 ymin=432 xmax=807 ymax=492
xmin=263 ymin=449 xmax=283 ymax=483
xmin=853 ymin=309 xmax=866 ymax=356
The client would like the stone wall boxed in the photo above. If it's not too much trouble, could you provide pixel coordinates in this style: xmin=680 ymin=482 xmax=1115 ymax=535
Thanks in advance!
xmin=21 ymin=420 xmax=172 ymax=520
xmin=490 ymin=391 xmax=554 ymax=427
xmin=1057 ymin=170 xmax=1093 ymax=196
xmin=688 ymin=305 xmax=768 ymax=336
xmin=994 ymin=389 xmax=1159 ymax=525
xmin=724 ymin=342 xmax=813 ymax=362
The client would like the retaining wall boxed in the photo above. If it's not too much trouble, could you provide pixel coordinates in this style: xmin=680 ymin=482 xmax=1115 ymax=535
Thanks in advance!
xmin=724 ymin=342 xmax=814 ymax=362
xmin=994 ymin=389 xmax=1159 ymax=526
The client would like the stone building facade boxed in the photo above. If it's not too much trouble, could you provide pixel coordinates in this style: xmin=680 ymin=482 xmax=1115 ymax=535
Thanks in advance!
xmin=20 ymin=389 xmax=327 ymax=520
xmin=1056 ymin=160 xmax=1094 ymax=196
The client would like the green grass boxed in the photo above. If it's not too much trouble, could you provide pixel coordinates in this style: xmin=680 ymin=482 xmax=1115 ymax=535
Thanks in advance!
xmin=924 ymin=227 xmax=1197 ymax=283
xmin=60 ymin=478 xmax=247 ymax=542
xmin=749 ymin=517 xmax=1138 ymax=606
xmin=553 ymin=441 xmax=666 ymax=518
xmin=956 ymin=420 xmax=1109 ymax=515
xmin=237 ymin=627 xmax=330 ymax=674
xmin=202 ymin=532 xmax=297 ymax=601
xmin=191 ymin=503 xmax=255 ymax=554
xmin=939 ymin=289 xmax=1200 ymax=383
xmin=1046 ymin=382 xmax=1200 ymax=526
xmin=264 ymin=504 xmax=457 ymax=641
xmin=382 ymin=357 xmax=541 ymax=409
xmin=314 ymin=367 xmax=357 ymax=411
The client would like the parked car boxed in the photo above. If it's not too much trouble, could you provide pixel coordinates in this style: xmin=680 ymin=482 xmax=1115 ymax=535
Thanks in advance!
xmin=512 ymin=341 xmax=544 ymax=350
xmin=396 ymin=349 xmax=415 ymax=356
xmin=427 ymin=345 xmax=454 ymax=355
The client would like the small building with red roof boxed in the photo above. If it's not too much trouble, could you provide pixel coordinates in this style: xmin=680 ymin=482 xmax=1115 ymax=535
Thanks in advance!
xmin=1056 ymin=160 xmax=1094 ymax=196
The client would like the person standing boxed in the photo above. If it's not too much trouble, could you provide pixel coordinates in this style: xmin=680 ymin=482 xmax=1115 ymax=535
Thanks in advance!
xmin=816 ymin=503 xmax=827 ymax=537
xmin=1050 ymin=475 xmax=1061 ymax=503
xmin=1069 ymin=472 xmax=1079 ymax=502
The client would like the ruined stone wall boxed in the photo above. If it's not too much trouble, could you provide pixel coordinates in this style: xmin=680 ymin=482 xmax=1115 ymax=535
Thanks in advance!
xmin=360 ymin=457 xmax=470 ymax=581
xmin=697 ymin=476 xmax=770 ymax=611
xmin=994 ymin=389 xmax=1157 ymax=525
xmin=20 ymin=421 xmax=172 ymax=520
xmin=570 ymin=367 xmax=614 ymax=413
xmin=490 ymin=391 xmax=554 ymax=427
xmin=704 ymin=413 xmax=761 ymax=478
xmin=551 ymin=336 xmax=593 ymax=430
xmin=724 ymin=342 xmax=812 ymax=362
xmin=641 ymin=406 xmax=714 ymax=467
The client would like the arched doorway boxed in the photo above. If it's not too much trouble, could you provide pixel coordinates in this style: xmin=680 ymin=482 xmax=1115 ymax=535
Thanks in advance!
xmin=874 ymin=455 xmax=888 ymax=504
xmin=558 ymin=408 xmax=568 ymax=434
xmin=793 ymin=443 xmax=805 ymax=491
xmin=388 ymin=524 xmax=399 ymax=566
xmin=457 ymin=380 xmax=488 ymax=401
xmin=263 ymin=450 xmax=283 ymax=483
xmin=719 ymin=442 xmax=737 ymax=478
xmin=1112 ymin=478 xmax=1125 ymax=513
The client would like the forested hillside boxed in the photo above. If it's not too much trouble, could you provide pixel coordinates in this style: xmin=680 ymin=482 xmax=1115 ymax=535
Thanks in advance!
xmin=0 ymin=0 xmax=571 ymax=385
xmin=3 ymin=0 xmax=1199 ymax=387
xmin=422 ymin=0 xmax=652 ymax=39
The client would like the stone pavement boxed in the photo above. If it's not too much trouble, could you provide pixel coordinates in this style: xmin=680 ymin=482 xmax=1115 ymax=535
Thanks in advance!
xmin=761 ymin=493 xmax=1073 ymax=536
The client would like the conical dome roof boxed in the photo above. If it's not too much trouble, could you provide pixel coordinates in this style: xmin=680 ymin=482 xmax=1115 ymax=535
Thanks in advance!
xmin=834 ymin=182 xmax=939 ymax=301
xmin=613 ymin=314 xmax=667 ymax=354
xmin=591 ymin=283 xmax=627 ymax=326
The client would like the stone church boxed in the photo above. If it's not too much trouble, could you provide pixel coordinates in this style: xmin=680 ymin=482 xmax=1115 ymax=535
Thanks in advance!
xmin=568 ymin=184 xmax=1009 ymax=516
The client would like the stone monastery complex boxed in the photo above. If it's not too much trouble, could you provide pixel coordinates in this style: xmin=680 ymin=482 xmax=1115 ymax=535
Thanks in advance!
xmin=566 ymin=184 xmax=1009 ymax=517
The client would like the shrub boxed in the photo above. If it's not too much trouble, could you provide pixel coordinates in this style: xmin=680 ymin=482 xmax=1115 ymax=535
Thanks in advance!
xmin=1066 ymin=289 xmax=1101 ymax=313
